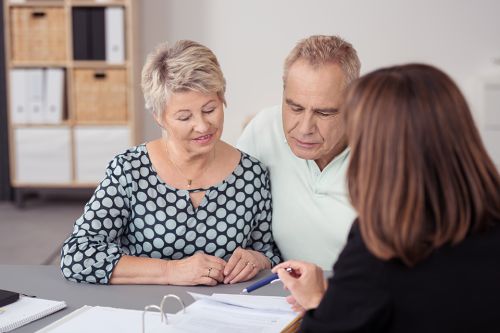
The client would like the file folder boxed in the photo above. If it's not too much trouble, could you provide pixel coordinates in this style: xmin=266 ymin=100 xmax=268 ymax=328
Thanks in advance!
xmin=105 ymin=7 xmax=125 ymax=64
xmin=9 ymin=69 xmax=28 ymax=124
xmin=27 ymin=69 xmax=45 ymax=124
xmin=44 ymin=68 xmax=64 ymax=124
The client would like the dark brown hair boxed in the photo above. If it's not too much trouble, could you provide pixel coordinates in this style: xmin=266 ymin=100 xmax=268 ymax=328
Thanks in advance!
xmin=344 ymin=64 xmax=500 ymax=266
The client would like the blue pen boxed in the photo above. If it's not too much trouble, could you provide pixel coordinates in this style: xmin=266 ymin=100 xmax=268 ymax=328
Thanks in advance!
xmin=242 ymin=268 xmax=292 ymax=293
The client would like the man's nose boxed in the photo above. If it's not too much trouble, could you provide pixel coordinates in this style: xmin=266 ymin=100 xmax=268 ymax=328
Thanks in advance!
xmin=297 ymin=111 xmax=315 ymax=135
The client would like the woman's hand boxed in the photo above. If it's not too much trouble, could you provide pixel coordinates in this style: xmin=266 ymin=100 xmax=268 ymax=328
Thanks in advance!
xmin=224 ymin=247 xmax=271 ymax=284
xmin=164 ymin=252 xmax=227 ymax=286
xmin=286 ymin=295 xmax=306 ymax=314
xmin=272 ymin=260 xmax=327 ymax=311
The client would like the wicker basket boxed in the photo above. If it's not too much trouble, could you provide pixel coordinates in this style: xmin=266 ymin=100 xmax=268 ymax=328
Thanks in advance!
xmin=73 ymin=68 xmax=128 ymax=122
xmin=10 ymin=7 xmax=67 ymax=62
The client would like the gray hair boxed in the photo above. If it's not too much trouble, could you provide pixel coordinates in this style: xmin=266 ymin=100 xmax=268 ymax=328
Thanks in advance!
xmin=283 ymin=35 xmax=361 ymax=87
xmin=141 ymin=40 xmax=226 ymax=117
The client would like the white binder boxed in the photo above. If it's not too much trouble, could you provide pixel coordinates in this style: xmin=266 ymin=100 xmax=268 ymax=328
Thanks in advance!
xmin=27 ymin=69 xmax=45 ymax=124
xmin=9 ymin=69 xmax=28 ymax=124
xmin=44 ymin=68 xmax=64 ymax=124
xmin=105 ymin=7 xmax=125 ymax=64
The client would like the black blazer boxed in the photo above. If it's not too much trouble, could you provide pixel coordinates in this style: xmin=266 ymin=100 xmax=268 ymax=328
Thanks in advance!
xmin=300 ymin=219 xmax=500 ymax=333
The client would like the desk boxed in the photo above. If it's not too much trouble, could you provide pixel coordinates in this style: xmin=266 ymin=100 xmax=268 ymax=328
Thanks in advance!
xmin=0 ymin=265 xmax=289 ymax=332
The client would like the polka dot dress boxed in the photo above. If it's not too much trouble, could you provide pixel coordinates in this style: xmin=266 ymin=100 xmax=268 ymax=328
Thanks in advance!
xmin=60 ymin=144 xmax=281 ymax=284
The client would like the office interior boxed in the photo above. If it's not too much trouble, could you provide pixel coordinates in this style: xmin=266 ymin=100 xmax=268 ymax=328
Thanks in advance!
xmin=1 ymin=0 xmax=499 ymax=267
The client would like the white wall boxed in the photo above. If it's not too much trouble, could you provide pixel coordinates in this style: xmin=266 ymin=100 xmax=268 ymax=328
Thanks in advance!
xmin=137 ymin=0 xmax=500 ymax=160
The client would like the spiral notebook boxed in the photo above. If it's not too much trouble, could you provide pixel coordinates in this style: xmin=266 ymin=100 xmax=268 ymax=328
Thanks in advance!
xmin=0 ymin=296 xmax=66 ymax=332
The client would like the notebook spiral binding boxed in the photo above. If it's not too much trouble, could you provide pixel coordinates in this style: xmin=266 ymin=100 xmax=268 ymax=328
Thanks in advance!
xmin=142 ymin=294 xmax=186 ymax=333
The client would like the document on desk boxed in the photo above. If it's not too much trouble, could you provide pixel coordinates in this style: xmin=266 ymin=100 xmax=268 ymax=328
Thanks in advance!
xmin=37 ymin=293 xmax=299 ymax=333
xmin=168 ymin=296 xmax=297 ymax=333
xmin=189 ymin=292 xmax=294 ymax=312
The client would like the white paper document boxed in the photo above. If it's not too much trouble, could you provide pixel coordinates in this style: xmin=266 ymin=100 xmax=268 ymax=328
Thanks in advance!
xmin=37 ymin=293 xmax=298 ymax=333
xmin=189 ymin=292 xmax=293 ymax=312
xmin=164 ymin=298 xmax=296 ymax=333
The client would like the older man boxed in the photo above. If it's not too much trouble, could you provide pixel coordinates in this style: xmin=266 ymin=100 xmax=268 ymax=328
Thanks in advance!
xmin=237 ymin=35 xmax=361 ymax=269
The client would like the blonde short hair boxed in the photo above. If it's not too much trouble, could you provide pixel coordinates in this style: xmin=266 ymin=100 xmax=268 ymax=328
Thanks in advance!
xmin=141 ymin=40 xmax=226 ymax=117
xmin=283 ymin=35 xmax=361 ymax=87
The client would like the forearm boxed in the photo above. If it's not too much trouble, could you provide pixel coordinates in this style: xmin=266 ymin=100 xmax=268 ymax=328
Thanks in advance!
xmin=109 ymin=255 xmax=170 ymax=285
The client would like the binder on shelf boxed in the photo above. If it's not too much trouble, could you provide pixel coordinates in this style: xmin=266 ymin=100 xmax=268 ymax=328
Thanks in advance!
xmin=27 ymin=69 xmax=45 ymax=124
xmin=44 ymin=68 xmax=64 ymax=124
xmin=90 ymin=8 xmax=106 ymax=60
xmin=105 ymin=7 xmax=125 ymax=64
xmin=72 ymin=8 xmax=90 ymax=60
xmin=9 ymin=69 xmax=28 ymax=124
xmin=72 ymin=8 xmax=106 ymax=61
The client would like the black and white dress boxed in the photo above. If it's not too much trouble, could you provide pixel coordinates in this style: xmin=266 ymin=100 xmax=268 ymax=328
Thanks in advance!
xmin=60 ymin=144 xmax=281 ymax=284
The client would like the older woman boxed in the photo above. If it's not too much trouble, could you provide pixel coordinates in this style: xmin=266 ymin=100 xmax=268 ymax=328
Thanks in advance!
xmin=61 ymin=40 xmax=281 ymax=285
xmin=274 ymin=64 xmax=500 ymax=332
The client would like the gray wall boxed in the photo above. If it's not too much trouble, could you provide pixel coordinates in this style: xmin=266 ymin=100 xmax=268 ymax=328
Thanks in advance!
xmin=136 ymin=0 xmax=500 ymax=164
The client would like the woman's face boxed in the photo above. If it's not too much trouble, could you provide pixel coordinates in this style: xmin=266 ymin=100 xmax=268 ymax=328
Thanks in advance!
xmin=158 ymin=90 xmax=224 ymax=155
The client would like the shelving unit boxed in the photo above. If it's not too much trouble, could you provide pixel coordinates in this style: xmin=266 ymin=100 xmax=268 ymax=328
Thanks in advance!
xmin=3 ymin=0 xmax=138 ymax=203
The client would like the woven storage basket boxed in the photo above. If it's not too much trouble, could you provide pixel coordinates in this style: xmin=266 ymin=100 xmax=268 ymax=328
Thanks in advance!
xmin=11 ymin=7 xmax=67 ymax=62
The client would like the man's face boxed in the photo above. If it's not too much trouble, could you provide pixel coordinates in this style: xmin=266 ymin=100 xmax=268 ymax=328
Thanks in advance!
xmin=282 ymin=59 xmax=347 ymax=169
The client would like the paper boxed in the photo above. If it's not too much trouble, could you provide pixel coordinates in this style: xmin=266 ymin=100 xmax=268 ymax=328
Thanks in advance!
xmin=189 ymin=292 xmax=293 ymax=312
xmin=0 ymin=296 xmax=66 ymax=332
xmin=167 ymin=299 xmax=296 ymax=333
xmin=37 ymin=294 xmax=297 ymax=333
xmin=36 ymin=306 xmax=147 ymax=333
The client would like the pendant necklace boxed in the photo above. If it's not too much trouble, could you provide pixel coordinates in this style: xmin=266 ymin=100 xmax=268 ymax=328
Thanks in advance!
xmin=164 ymin=142 xmax=216 ymax=189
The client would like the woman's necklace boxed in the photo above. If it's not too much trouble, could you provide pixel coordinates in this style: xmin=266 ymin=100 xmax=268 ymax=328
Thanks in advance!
xmin=163 ymin=142 xmax=216 ymax=189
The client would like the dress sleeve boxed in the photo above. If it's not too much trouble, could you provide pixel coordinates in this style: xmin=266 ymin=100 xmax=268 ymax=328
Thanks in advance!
xmin=247 ymin=168 xmax=282 ymax=266
xmin=300 ymin=223 xmax=392 ymax=333
xmin=60 ymin=156 xmax=131 ymax=284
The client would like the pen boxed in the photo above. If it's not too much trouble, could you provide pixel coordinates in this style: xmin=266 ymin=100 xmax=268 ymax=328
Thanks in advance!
xmin=242 ymin=267 xmax=292 ymax=293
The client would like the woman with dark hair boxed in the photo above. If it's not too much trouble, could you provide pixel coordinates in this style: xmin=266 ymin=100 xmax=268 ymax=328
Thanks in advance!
xmin=273 ymin=64 xmax=500 ymax=332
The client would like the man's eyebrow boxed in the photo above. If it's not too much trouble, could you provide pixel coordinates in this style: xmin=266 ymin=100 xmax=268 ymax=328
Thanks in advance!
xmin=285 ymin=98 xmax=304 ymax=108
xmin=312 ymin=107 xmax=339 ymax=114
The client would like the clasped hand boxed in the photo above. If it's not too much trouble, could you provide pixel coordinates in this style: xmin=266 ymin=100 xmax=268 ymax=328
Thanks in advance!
xmin=166 ymin=247 xmax=270 ymax=286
